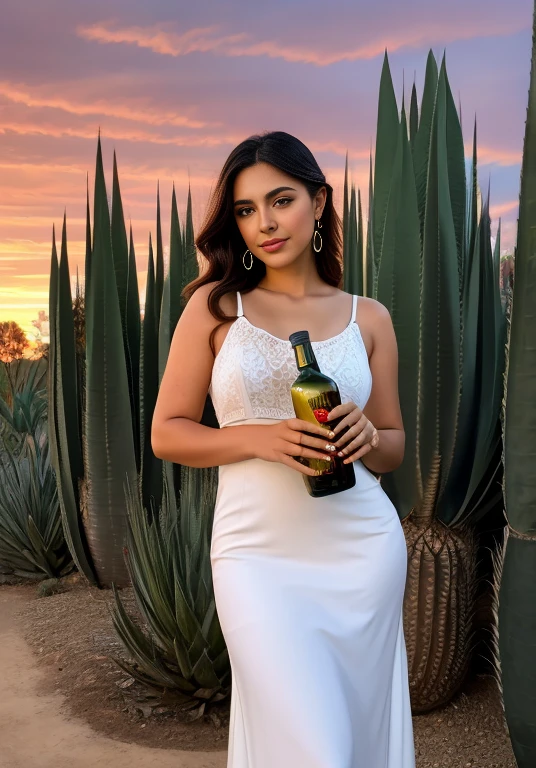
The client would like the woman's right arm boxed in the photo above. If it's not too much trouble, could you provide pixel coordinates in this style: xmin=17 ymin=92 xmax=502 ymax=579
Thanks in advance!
xmin=151 ymin=282 xmax=335 ymax=472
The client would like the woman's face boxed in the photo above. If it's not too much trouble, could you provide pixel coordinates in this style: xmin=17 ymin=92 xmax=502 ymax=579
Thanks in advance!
xmin=233 ymin=162 xmax=326 ymax=269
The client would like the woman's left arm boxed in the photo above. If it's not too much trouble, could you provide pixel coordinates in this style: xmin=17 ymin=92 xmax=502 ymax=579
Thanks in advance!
xmin=326 ymin=299 xmax=404 ymax=475
xmin=359 ymin=300 xmax=404 ymax=475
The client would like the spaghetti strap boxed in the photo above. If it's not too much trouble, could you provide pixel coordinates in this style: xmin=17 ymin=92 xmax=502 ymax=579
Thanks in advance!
xmin=236 ymin=290 xmax=244 ymax=317
xmin=350 ymin=294 xmax=358 ymax=325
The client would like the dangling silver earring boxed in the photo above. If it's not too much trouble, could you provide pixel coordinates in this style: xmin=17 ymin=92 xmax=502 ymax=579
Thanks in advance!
xmin=313 ymin=219 xmax=323 ymax=253
xmin=243 ymin=249 xmax=254 ymax=270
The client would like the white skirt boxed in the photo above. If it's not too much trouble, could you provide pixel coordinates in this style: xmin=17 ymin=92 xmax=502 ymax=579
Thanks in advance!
xmin=210 ymin=419 xmax=415 ymax=768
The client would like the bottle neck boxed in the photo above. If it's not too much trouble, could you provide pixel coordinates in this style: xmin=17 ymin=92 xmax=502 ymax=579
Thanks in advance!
xmin=294 ymin=342 xmax=318 ymax=371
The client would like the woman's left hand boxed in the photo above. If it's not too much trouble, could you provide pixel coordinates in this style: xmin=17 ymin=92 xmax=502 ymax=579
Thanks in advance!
xmin=325 ymin=401 xmax=379 ymax=463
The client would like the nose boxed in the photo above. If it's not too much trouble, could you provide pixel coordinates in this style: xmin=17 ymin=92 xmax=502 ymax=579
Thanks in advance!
xmin=259 ymin=208 xmax=276 ymax=233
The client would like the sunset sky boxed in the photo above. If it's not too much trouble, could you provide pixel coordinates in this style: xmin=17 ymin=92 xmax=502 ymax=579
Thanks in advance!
xmin=1 ymin=0 xmax=532 ymax=339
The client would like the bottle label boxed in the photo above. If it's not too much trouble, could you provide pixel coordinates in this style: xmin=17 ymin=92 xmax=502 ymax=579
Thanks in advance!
xmin=308 ymin=391 xmax=339 ymax=424
xmin=313 ymin=407 xmax=330 ymax=423
xmin=307 ymin=391 xmax=341 ymax=474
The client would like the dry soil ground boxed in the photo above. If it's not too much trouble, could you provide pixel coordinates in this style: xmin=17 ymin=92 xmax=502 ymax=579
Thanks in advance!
xmin=0 ymin=578 xmax=516 ymax=768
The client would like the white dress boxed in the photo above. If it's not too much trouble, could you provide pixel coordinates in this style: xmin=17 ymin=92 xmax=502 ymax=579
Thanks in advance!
xmin=208 ymin=291 xmax=415 ymax=768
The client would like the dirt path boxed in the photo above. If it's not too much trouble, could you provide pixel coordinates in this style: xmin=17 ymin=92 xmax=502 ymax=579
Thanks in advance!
xmin=0 ymin=589 xmax=227 ymax=768
xmin=0 ymin=583 xmax=517 ymax=768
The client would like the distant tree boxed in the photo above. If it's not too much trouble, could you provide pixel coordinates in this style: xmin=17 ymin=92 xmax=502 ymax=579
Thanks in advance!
xmin=28 ymin=310 xmax=50 ymax=360
xmin=30 ymin=310 xmax=50 ymax=343
xmin=0 ymin=321 xmax=30 ymax=363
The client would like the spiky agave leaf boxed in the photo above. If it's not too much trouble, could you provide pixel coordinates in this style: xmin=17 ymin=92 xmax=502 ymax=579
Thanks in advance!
xmin=375 ymin=103 xmax=421 ymax=520
xmin=417 ymin=58 xmax=461 ymax=510
xmin=365 ymin=153 xmax=375 ymax=298
xmin=48 ymin=223 xmax=97 ymax=584
xmin=111 ymin=151 xmax=130 ymax=331
xmin=342 ymin=152 xmax=350 ymax=291
xmin=441 ymin=191 xmax=505 ymax=526
xmin=84 ymin=135 xmax=137 ymax=587
xmin=112 ymin=155 xmax=141 ymax=468
xmin=2 ymin=357 xmax=47 ymax=402
xmin=184 ymin=184 xmax=199 ymax=292
xmin=158 ymin=185 xmax=183 ymax=383
xmin=345 ymin=183 xmax=363 ymax=297
xmin=168 ymin=184 xmax=183 ymax=343
xmin=442 ymin=54 xmax=466 ymax=289
xmin=0 ymin=422 xmax=73 ymax=580
xmin=85 ymin=173 xmax=92 ymax=295
xmin=0 ymin=384 xmax=47 ymax=444
xmin=372 ymin=52 xmax=400 ymax=297
xmin=140 ymin=234 xmax=163 ymax=520
xmin=409 ymin=81 xmax=418 ymax=145
xmin=356 ymin=188 xmax=364 ymax=297
xmin=466 ymin=121 xmax=479 ymax=271
xmin=412 ymin=50 xmax=439 ymax=237
xmin=107 ymin=468 xmax=230 ymax=707
xmin=155 ymin=183 xmax=165 ymax=321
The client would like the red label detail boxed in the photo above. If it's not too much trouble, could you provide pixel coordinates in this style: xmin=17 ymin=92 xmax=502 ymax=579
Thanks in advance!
xmin=313 ymin=407 xmax=330 ymax=423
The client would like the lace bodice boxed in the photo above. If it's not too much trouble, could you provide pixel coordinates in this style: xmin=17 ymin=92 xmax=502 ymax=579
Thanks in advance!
xmin=208 ymin=291 xmax=373 ymax=427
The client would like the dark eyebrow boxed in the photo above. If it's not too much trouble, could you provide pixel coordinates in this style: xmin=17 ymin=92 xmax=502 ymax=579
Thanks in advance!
xmin=233 ymin=186 xmax=297 ymax=207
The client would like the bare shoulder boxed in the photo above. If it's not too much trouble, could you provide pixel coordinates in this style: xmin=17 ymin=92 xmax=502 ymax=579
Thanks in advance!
xmin=183 ymin=280 xmax=237 ymax=325
xmin=179 ymin=280 xmax=236 ymax=335
xmin=355 ymin=296 xmax=393 ymax=356
xmin=152 ymin=281 xmax=237 ymax=428
xmin=357 ymin=295 xmax=391 ymax=321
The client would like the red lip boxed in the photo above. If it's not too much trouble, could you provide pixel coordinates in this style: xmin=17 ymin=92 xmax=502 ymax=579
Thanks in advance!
xmin=260 ymin=238 xmax=288 ymax=246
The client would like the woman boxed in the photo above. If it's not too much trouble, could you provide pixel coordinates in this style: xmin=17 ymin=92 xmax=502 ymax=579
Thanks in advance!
xmin=151 ymin=131 xmax=415 ymax=768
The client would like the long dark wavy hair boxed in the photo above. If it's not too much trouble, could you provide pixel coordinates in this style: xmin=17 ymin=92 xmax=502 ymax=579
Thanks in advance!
xmin=183 ymin=130 xmax=343 ymax=355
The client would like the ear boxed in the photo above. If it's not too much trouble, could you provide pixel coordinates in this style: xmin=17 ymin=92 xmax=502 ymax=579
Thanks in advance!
xmin=314 ymin=186 xmax=328 ymax=218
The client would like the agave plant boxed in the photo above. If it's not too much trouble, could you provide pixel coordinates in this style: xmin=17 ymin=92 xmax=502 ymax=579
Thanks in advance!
xmin=342 ymin=51 xmax=507 ymax=712
xmin=109 ymin=464 xmax=230 ymax=714
xmin=48 ymin=219 xmax=98 ymax=586
xmin=342 ymin=153 xmax=364 ymax=296
xmin=45 ymin=135 xmax=228 ymax=703
xmin=498 ymin=8 xmax=536 ymax=765
xmin=0 ymin=386 xmax=73 ymax=580
xmin=0 ymin=382 xmax=47 ymax=455
xmin=48 ymin=135 xmax=202 ymax=587
xmin=0 ymin=358 xmax=48 ymax=409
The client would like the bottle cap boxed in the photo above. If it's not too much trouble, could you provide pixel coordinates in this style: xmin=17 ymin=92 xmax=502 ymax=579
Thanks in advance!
xmin=289 ymin=330 xmax=311 ymax=347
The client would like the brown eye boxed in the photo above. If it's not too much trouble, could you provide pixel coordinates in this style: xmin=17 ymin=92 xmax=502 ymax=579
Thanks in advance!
xmin=236 ymin=198 xmax=291 ymax=217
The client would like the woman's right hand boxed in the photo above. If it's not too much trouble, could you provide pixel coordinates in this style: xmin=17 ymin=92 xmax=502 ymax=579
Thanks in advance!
xmin=252 ymin=418 xmax=337 ymax=476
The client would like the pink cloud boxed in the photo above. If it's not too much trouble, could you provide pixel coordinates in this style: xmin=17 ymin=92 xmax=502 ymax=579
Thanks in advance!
xmin=468 ymin=144 xmax=523 ymax=167
xmin=0 ymin=81 xmax=213 ymax=129
xmin=0 ymin=120 xmax=241 ymax=148
xmin=0 ymin=159 xmax=217 ymax=187
xmin=77 ymin=18 xmax=530 ymax=67
xmin=490 ymin=199 xmax=519 ymax=218
xmin=78 ymin=22 xmax=248 ymax=57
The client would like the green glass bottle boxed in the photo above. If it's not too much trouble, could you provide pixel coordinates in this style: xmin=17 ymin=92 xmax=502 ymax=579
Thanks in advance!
xmin=289 ymin=330 xmax=356 ymax=497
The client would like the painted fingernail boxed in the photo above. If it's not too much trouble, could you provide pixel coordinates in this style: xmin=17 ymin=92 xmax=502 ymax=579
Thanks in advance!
xmin=337 ymin=451 xmax=344 ymax=457
xmin=328 ymin=431 xmax=335 ymax=438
